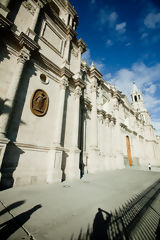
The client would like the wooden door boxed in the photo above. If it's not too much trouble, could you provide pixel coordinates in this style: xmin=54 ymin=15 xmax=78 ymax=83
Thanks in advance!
xmin=126 ymin=136 xmax=132 ymax=166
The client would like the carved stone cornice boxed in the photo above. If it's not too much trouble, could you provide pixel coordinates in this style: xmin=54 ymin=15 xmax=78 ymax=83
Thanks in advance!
xmin=19 ymin=32 xmax=40 ymax=51
xmin=111 ymin=117 xmax=116 ymax=125
xmin=0 ymin=14 xmax=13 ymax=29
xmin=61 ymin=66 xmax=74 ymax=79
xmin=106 ymin=114 xmax=112 ymax=121
xmin=90 ymin=66 xmax=103 ymax=80
xmin=133 ymin=131 xmax=138 ymax=136
xmin=17 ymin=46 xmax=30 ymax=64
xmin=113 ymin=90 xmax=121 ymax=100
xmin=67 ymin=1 xmax=77 ymax=15
xmin=73 ymin=77 xmax=85 ymax=89
xmin=84 ymin=97 xmax=92 ymax=111
xmin=77 ymin=38 xmax=87 ymax=54
xmin=120 ymin=123 xmax=127 ymax=129
xmin=66 ymin=26 xmax=77 ymax=38
xmin=139 ymin=135 xmax=144 ymax=140
xmin=38 ymin=53 xmax=61 ymax=76
xmin=97 ymin=109 xmax=106 ymax=119
xmin=120 ymin=123 xmax=132 ymax=133
xmin=60 ymin=76 xmax=69 ymax=89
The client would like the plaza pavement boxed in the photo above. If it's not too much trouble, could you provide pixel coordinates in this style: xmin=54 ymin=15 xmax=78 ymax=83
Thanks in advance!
xmin=0 ymin=168 xmax=160 ymax=240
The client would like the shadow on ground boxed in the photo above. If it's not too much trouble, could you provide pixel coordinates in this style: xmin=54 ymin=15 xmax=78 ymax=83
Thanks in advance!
xmin=0 ymin=202 xmax=42 ymax=240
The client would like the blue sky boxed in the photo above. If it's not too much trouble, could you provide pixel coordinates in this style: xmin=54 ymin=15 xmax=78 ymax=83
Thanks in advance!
xmin=70 ymin=0 xmax=160 ymax=134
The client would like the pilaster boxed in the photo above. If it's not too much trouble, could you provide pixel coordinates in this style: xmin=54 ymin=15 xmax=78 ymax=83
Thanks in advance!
xmin=47 ymin=76 xmax=69 ymax=183
xmin=66 ymin=80 xmax=83 ymax=180
xmin=25 ymin=0 xmax=46 ymax=40
xmin=0 ymin=46 xmax=30 ymax=139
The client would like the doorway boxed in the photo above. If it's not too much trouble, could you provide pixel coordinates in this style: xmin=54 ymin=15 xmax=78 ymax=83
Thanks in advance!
xmin=126 ymin=136 xmax=132 ymax=166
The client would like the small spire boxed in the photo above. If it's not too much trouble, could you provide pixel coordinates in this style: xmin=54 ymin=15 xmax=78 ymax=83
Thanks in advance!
xmin=132 ymin=82 xmax=139 ymax=93
xmin=91 ymin=61 xmax=95 ymax=70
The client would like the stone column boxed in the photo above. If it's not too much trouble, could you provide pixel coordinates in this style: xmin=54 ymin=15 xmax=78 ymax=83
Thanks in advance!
xmin=88 ymin=77 xmax=100 ymax=173
xmin=30 ymin=2 xmax=41 ymax=32
xmin=98 ymin=111 xmax=104 ymax=170
xmin=54 ymin=76 xmax=68 ymax=146
xmin=66 ymin=85 xmax=82 ymax=180
xmin=112 ymin=94 xmax=124 ymax=169
xmin=90 ymin=77 xmax=98 ymax=147
xmin=47 ymin=76 xmax=68 ymax=183
xmin=72 ymin=85 xmax=82 ymax=147
xmin=109 ymin=117 xmax=115 ymax=169
xmin=104 ymin=115 xmax=110 ymax=170
xmin=98 ymin=111 xmax=103 ymax=152
xmin=63 ymin=35 xmax=72 ymax=67
xmin=26 ymin=0 xmax=43 ymax=40
xmin=0 ymin=46 xmax=30 ymax=139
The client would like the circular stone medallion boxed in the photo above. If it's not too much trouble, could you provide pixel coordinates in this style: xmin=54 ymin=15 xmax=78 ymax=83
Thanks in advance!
xmin=30 ymin=89 xmax=49 ymax=117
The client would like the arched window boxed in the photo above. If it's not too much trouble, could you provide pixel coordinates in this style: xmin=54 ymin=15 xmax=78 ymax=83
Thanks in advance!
xmin=138 ymin=95 xmax=140 ymax=100
xmin=134 ymin=96 xmax=137 ymax=102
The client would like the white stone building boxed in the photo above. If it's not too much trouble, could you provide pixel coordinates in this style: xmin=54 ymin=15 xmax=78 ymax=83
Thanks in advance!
xmin=0 ymin=0 xmax=159 ymax=189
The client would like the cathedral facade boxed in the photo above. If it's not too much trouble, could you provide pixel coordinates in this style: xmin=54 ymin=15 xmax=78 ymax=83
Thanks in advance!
xmin=0 ymin=0 xmax=160 ymax=189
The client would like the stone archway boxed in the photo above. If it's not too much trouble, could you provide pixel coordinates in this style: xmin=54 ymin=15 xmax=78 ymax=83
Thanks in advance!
xmin=126 ymin=136 xmax=132 ymax=166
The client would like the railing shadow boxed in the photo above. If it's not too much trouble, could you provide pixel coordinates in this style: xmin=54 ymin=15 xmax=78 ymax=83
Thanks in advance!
xmin=0 ymin=204 xmax=42 ymax=240
xmin=0 ymin=200 xmax=25 ymax=216
xmin=70 ymin=179 xmax=160 ymax=240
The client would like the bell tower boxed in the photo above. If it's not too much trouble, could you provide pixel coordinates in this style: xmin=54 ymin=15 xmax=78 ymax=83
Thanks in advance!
xmin=131 ymin=82 xmax=151 ymax=124
xmin=131 ymin=82 xmax=145 ymax=111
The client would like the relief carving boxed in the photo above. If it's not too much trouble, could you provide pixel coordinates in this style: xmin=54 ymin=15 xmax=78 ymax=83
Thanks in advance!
xmin=71 ymin=47 xmax=79 ymax=58
xmin=23 ymin=0 xmax=36 ymax=15
xmin=30 ymin=89 xmax=49 ymax=116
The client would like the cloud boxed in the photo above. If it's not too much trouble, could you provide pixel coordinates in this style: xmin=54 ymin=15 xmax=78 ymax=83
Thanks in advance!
xmin=82 ymin=48 xmax=92 ymax=65
xmin=107 ymin=62 xmax=160 ymax=109
xmin=144 ymin=12 xmax=160 ymax=29
xmin=94 ymin=62 xmax=105 ymax=72
xmin=125 ymin=42 xmax=131 ymax=46
xmin=98 ymin=9 xmax=108 ymax=25
xmin=90 ymin=0 xmax=95 ymax=5
xmin=141 ymin=32 xmax=148 ymax=39
xmin=151 ymin=119 xmax=160 ymax=135
xmin=108 ymin=12 xmax=118 ymax=27
xmin=106 ymin=39 xmax=113 ymax=46
xmin=107 ymin=62 xmax=160 ymax=132
xmin=98 ymin=9 xmax=118 ymax=29
xmin=104 ymin=73 xmax=112 ymax=80
xmin=115 ymin=22 xmax=126 ymax=33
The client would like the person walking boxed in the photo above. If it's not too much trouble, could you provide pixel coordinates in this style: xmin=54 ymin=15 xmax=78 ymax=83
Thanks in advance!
xmin=148 ymin=163 xmax=151 ymax=171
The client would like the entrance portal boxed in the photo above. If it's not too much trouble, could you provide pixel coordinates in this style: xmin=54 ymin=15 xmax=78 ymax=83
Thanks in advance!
xmin=126 ymin=136 xmax=132 ymax=166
